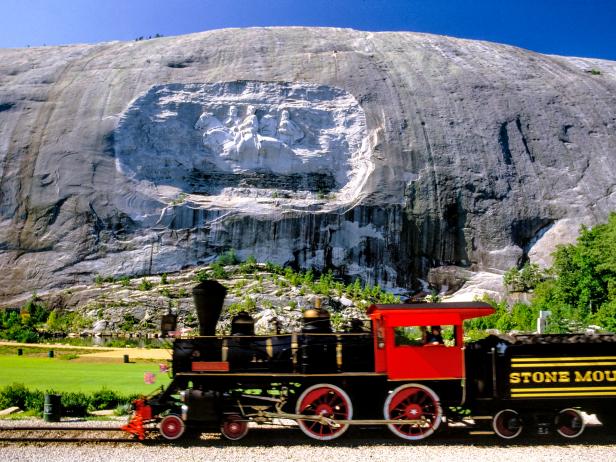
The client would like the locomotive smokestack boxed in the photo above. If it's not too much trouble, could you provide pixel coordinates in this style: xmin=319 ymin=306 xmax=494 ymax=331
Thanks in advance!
xmin=192 ymin=280 xmax=227 ymax=336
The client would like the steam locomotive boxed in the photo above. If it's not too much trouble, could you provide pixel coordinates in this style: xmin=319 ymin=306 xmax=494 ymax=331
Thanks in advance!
xmin=122 ymin=280 xmax=616 ymax=442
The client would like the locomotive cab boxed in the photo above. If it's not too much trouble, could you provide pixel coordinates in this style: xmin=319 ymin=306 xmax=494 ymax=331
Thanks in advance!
xmin=367 ymin=303 xmax=495 ymax=380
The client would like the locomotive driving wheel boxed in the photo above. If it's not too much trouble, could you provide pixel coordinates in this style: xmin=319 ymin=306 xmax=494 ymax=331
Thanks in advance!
xmin=555 ymin=408 xmax=585 ymax=439
xmin=295 ymin=383 xmax=353 ymax=440
xmin=492 ymin=409 xmax=523 ymax=439
xmin=159 ymin=414 xmax=186 ymax=440
xmin=221 ymin=414 xmax=249 ymax=441
xmin=384 ymin=383 xmax=442 ymax=440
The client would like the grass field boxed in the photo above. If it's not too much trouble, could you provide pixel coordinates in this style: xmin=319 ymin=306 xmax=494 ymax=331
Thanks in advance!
xmin=0 ymin=355 xmax=171 ymax=395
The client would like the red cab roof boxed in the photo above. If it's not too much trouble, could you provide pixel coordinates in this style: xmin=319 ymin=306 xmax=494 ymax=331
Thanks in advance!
xmin=367 ymin=301 xmax=495 ymax=326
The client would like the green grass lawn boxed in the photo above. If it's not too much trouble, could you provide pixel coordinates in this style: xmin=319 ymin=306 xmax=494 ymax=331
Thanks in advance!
xmin=0 ymin=356 xmax=171 ymax=395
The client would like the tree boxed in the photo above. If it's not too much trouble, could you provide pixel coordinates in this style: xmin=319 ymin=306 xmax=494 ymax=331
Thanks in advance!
xmin=503 ymin=262 xmax=545 ymax=292
xmin=527 ymin=212 xmax=616 ymax=331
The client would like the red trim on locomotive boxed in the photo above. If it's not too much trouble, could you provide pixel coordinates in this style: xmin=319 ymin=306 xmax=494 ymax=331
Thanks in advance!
xmin=191 ymin=361 xmax=230 ymax=372
xmin=368 ymin=302 xmax=494 ymax=380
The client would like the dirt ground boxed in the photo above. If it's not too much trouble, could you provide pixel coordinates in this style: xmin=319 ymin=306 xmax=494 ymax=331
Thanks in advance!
xmin=0 ymin=341 xmax=172 ymax=360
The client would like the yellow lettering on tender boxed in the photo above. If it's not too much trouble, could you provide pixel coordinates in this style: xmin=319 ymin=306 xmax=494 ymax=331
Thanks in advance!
xmin=521 ymin=372 xmax=532 ymax=383
xmin=509 ymin=372 xmax=521 ymax=384
xmin=605 ymin=371 xmax=616 ymax=382
xmin=544 ymin=371 xmax=558 ymax=383
xmin=532 ymin=372 xmax=545 ymax=383
xmin=575 ymin=371 xmax=592 ymax=382
xmin=559 ymin=371 xmax=570 ymax=382
xmin=593 ymin=371 xmax=605 ymax=382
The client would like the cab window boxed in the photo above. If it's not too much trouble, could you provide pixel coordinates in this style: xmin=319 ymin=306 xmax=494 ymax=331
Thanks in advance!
xmin=394 ymin=325 xmax=456 ymax=347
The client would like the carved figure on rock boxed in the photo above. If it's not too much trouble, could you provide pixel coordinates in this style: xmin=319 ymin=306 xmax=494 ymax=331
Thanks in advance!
xmin=195 ymin=110 xmax=223 ymax=132
xmin=277 ymin=109 xmax=304 ymax=146
xmin=233 ymin=105 xmax=262 ymax=161
xmin=194 ymin=104 xmax=308 ymax=172
xmin=224 ymin=105 xmax=240 ymax=129
xmin=259 ymin=113 xmax=278 ymax=138
xmin=194 ymin=110 xmax=233 ymax=154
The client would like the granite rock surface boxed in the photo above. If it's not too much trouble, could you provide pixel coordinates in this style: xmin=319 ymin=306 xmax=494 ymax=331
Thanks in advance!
xmin=1 ymin=27 xmax=616 ymax=304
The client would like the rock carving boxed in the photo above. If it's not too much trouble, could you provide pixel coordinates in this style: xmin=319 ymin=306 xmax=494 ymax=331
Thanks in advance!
xmin=277 ymin=109 xmax=304 ymax=146
xmin=195 ymin=105 xmax=306 ymax=165
xmin=194 ymin=110 xmax=233 ymax=154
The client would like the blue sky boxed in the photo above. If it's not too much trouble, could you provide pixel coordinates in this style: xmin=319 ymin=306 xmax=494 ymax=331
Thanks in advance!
xmin=2 ymin=0 xmax=616 ymax=60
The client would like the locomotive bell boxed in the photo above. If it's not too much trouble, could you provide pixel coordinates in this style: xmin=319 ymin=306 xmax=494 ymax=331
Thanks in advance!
xmin=302 ymin=301 xmax=332 ymax=332
xmin=303 ymin=297 xmax=329 ymax=319
xmin=302 ymin=307 xmax=330 ymax=320
xmin=192 ymin=280 xmax=227 ymax=336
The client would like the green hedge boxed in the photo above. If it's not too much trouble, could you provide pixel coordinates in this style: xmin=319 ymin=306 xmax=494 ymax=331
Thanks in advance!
xmin=0 ymin=383 xmax=138 ymax=417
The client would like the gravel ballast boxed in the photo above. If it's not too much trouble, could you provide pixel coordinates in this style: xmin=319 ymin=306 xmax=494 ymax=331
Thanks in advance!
xmin=1 ymin=422 xmax=616 ymax=462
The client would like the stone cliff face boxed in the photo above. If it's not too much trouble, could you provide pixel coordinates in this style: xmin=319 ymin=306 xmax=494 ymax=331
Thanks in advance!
xmin=1 ymin=27 xmax=616 ymax=304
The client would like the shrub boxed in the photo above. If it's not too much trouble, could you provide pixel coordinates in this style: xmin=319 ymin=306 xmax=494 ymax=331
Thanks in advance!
xmin=23 ymin=298 xmax=50 ymax=324
xmin=210 ymin=262 xmax=228 ymax=279
xmin=114 ymin=403 xmax=132 ymax=416
xmin=226 ymin=297 xmax=257 ymax=316
xmin=0 ymin=383 xmax=30 ymax=409
xmin=61 ymin=391 xmax=91 ymax=417
xmin=138 ymin=278 xmax=153 ymax=291
xmin=46 ymin=309 xmax=91 ymax=334
xmin=159 ymin=287 xmax=172 ymax=298
xmin=12 ymin=327 xmax=39 ymax=343
xmin=503 ymin=263 xmax=545 ymax=292
xmin=314 ymin=271 xmax=335 ymax=295
xmin=194 ymin=268 xmax=209 ymax=282
xmin=264 ymin=261 xmax=284 ymax=274
xmin=217 ymin=249 xmax=239 ymax=266
xmin=0 ymin=384 xmax=44 ymax=413
xmin=239 ymin=255 xmax=258 ymax=274
xmin=0 ymin=385 xmax=135 ymax=415
xmin=302 ymin=269 xmax=315 ymax=285
xmin=592 ymin=299 xmax=616 ymax=332
xmin=120 ymin=314 xmax=138 ymax=331
xmin=0 ymin=312 xmax=40 ymax=343
xmin=93 ymin=275 xmax=115 ymax=285
xmin=284 ymin=267 xmax=302 ymax=286
xmin=90 ymin=388 xmax=121 ymax=411
xmin=24 ymin=389 xmax=45 ymax=413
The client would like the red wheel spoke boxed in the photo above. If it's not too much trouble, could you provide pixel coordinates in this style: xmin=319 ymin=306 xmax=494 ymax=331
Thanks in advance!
xmin=385 ymin=384 xmax=442 ymax=441
xmin=296 ymin=384 xmax=353 ymax=441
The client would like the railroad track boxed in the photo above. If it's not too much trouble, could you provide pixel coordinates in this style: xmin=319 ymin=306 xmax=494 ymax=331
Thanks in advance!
xmin=0 ymin=425 xmax=157 ymax=443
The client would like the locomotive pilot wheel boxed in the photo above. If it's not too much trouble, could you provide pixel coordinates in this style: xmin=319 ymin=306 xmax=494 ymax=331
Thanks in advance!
xmin=492 ymin=409 xmax=523 ymax=439
xmin=383 ymin=383 xmax=443 ymax=440
xmin=159 ymin=414 xmax=186 ymax=440
xmin=555 ymin=408 xmax=585 ymax=439
xmin=295 ymin=383 xmax=353 ymax=441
